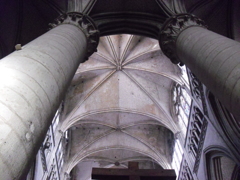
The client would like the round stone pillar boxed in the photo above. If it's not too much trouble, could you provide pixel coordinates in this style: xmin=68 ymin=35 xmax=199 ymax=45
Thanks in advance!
xmin=159 ymin=13 xmax=240 ymax=121
xmin=0 ymin=12 xmax=98 ymax=179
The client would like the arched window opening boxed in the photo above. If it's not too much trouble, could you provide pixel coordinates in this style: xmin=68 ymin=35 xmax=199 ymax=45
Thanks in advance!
xmin=208 ymin=92 xmax=240 ymax=154
xmin=184 ymin=106 xmax=208 ymax=173
xmin=171 ymin=65 xmax=192 ymax=177
xmin=208 ymin=92 xmax=238 ymax=128
xmin=178 ymin=65 xmax=190 ymax=87
xmin=173 ymin=83 xmax=192 ymax=138
xmin=231 ymin=165 xmax=240 ymax=180
xmin=188 ymin=107 xmax=204 ymax=158
xmin=188 ymin=72 xmax=203 ymax=107
xmin=205 ymin=149 xmax=239 ymax=180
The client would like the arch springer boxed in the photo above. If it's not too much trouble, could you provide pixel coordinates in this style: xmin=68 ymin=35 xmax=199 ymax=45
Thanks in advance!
xmin=159 ymin=13 xmax=207 ymax=64
xmin=49 ymin=12 xmax=99 ymax=60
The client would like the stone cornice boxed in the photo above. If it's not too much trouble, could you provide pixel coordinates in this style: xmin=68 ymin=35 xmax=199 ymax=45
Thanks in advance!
xmin=159 ymin=13 xmax=207 ymax=64
xmin=92 ymin=12 xmax=165 ymax=39
xmin=49 ymin=12 xmax=99 ymax=60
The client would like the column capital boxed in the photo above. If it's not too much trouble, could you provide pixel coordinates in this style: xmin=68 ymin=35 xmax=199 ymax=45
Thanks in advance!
xmin=159 ymin=13 xmax=207 ymax=64
xmin=49 ymin=12 xmax=99 ymax=60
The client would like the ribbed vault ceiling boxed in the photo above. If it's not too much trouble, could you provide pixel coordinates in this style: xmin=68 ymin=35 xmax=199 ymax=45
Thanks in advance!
xmin=60 ymin=34 xmax=186 ymax=177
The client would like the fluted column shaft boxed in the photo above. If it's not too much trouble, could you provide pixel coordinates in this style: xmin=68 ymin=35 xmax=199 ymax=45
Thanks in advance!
xmin=160 ymin=14 xmax=240 ymax=121
xmin=0 ymin=13 xmax=98 ymax=179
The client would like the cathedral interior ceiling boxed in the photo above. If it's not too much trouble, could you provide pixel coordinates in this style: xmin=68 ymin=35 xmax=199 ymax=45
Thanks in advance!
xmin=0 ymin=0 xmax=228 ymax=58
xmin=60 ymin=34 xmax=188 ymax=174
xmin=0 ymin=0 xmax=238 ymax=179
xmin=81 ymin=149 xmax=163 ymax=167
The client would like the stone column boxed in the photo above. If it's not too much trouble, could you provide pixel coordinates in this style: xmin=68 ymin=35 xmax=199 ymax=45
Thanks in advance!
xmin=0 ymin=12 xmax=99 ymax=179
xmin=159 ymin=13 xmax=240 ymax=121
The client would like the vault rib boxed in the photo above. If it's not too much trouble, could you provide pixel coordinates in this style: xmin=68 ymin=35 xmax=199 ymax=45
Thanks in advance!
xmin=122 ymin=70 xmax=175 ymax=126
xmin=121 ymin=129 xmax=165 ymax=159
xmin=120 ymin=120 xmax=166 ymax=129
xmin=122 ymin=48 xmax=159 ymax=66
xmin=73 ymin=120 xmax=116 ymax=129
xmin=123 ymin=66 xmax=183 ymax=85
xmin=66 ymin=146 xmax=170 ymax=174
xmin=74 ymin=128 xmax=116 ymax=154
xmin=95 ymin=52 xmax=117 ymax=66
xmin=76 ymin=66 xmax=115 ymax=74
xmin=61 ymin=108 xmax=176 ymax=132
xmin=120 ymin=35 xmax=134 ymax=65
xmin=64 ymin=70 xmax=116 ymax=123
xmin=83 ymin=156 xmax=116 ymax=163
xmin=62 ymin=34 xmax=182 ymax=175
xmin=119 ymin=156 xmax=153 ymax=163
xmin=83 ymin=156 xmax=153 ymax=167
xmin=107 ymin=36 xmax=118 ymax=63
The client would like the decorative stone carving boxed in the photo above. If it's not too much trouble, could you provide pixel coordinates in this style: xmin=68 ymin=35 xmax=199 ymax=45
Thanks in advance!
xmin=188 ymin=71 xmax=203 ymax=106
xmin=179 ymin=159 xmax=193 ymax=180
xmin=186 ymin=106 xmax=208 ymax=173
xmin=193 ymin=116 xmax=208 ymax=173
xmin=49 ymin=12 xmax=99 ymax=60
xmin=159 ymin=13 xmax=207 ymax=64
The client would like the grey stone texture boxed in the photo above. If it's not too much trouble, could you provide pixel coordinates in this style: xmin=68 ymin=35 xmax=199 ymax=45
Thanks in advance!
xmin=176 ymin=26 xmax=240 ymax=121
xmin=0 ymin=24 xmax=87 ymax=179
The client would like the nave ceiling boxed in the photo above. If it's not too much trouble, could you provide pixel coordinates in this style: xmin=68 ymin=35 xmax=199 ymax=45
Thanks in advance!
xmin=0 ymin=0 xmax=235 ymax=58
xmin=0 ymin=0 xmax=238 ymax=179
xmin=58 ymin=34 xmax=189 ymax=178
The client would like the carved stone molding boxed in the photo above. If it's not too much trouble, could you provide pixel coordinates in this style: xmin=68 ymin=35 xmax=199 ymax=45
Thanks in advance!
xmin=159 ymin=13 xmax=207 ymax=64
xmin=49 ymin=12 xmax=99 ymax=60
xmin=193 ymin=116 xmax=208 ymax=173
xmin=179 ymin=159 xmax=193 ymax=180
xmin=186 ymin=105 xmax=208 ymax=173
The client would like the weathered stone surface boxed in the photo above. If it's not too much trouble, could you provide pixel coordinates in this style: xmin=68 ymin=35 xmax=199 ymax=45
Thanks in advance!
xmin=0 ymin=23 xmax=88 ymax=179
xmin=60 ymin=35 xmax=188 ymax=176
